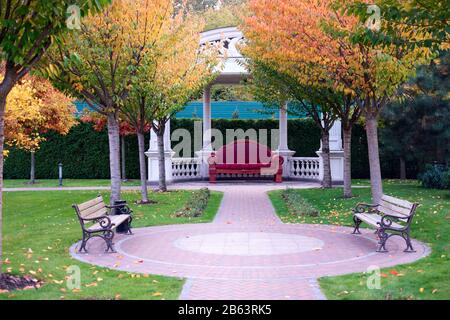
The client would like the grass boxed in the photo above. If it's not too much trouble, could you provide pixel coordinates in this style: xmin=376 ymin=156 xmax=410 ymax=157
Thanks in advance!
xmin=3 ymin=179 xmax=141 ymax=188
xmin=0 ymin=189 xmax=223 ymax=300
xmin=269 ymin=180 xmax=450 ymax=300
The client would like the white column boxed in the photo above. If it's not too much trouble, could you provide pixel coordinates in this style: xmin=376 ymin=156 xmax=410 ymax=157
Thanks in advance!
xmin=276 ymin=102 xmax=295 ymax=178
xmin=195 ymin=86 xmax=213 ymax=178
xmin=202 ymin=86 xmax=212 ymax=151
xmin=278 ymin=102 xmax=289 ymax=151
xmin=145 ymin=119 xmax=174 ymax=183
xmin=316 ymin=119 xmax=344 ymax=182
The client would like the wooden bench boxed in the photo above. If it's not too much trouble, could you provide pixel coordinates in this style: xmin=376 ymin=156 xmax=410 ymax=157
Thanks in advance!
xmin=208 ymin=140 xmax=284 ymax=183
xmin=352 ymin=194 xmax=419 ymax=252
xmin=73 ymin=196 xmax=133 ymax=253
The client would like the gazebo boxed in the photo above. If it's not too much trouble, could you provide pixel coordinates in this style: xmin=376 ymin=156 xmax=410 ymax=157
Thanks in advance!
xmin=146 ymin=27 xmax=344 ymax=183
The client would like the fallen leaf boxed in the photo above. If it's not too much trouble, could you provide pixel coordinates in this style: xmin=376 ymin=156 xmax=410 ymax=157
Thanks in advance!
xmin=85 ymin=282 xmax=98 ymax=288
xmin=389 ymin=270 xmax=399 ymax=276
xmin=152 ymin=292 xmax=162 ymax=296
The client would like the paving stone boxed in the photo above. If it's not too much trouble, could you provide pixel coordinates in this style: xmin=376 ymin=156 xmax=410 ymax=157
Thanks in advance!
xmin=69 ymin=182 xmax=430 ymax=300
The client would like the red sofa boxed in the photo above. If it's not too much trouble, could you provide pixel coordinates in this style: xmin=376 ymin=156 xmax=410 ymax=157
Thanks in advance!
xmin=208 ymin=140 xmax=284 ymax=183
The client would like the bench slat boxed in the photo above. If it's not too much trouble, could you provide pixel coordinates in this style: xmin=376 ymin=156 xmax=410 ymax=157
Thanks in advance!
xmin=77 ymin=196 xmax=104 ymax=211
xmin=79 ymin=201 xmax=107 ymax=219
xmin=379 ymin=200 xmax=412 ymax=216
xmin=381 ymin=195 xmax=414 ymax=210
xmin=355 ymin=213 xmax=403 ymax=229
xmin=378 ymin=205 xmax=410 ymax=219
xmin=83 ymin=208 xmax=108 ymax=220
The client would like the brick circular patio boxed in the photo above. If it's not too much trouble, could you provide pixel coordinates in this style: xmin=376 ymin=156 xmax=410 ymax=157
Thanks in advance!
xmin=70 ymin=223 xmax=429 ymax=281
xmin=69 ymin=183 xmax=430 ymax=299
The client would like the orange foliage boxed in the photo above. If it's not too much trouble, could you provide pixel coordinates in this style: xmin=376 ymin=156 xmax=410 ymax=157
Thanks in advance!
xmin=3 ymin=74 xmax=77 ymax=152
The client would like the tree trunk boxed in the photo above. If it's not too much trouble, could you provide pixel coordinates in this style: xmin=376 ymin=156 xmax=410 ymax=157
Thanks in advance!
xmin=155 ymin=124 xmax=167 ymax=192
xmin=0 ymin=95 xmax=6 ymax=271
xmin=321 ymin=131 xmax=332 ymax=188
xmin=343 ymin=127 xmax=353 ymax=198
xmin=137 ymin=131 xmax=149 ymax=202
xmin=121 ymin=136 xmax=127 ymax=182
xmin=30 ymin=151 xmax=36 ymax=184
xmin=400 ymin=158 xmax=406 ymax=180
xmin=106 ymin=113 xmax=121 ymax=204
xmin=365 ymin=116 xmax=383 ymax=203
xmin=0 ymin=73 xmax=17 ymax=271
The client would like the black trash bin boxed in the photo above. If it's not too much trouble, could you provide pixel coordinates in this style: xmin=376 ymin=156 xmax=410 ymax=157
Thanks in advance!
xmin=113 ymin=200 xmax=132 ymax=234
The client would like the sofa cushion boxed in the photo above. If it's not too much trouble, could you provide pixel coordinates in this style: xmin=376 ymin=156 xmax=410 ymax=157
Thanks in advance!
xmin=215 ymin=163 xmax=272 ymax=170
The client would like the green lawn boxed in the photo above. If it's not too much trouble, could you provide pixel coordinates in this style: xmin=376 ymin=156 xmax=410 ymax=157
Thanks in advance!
xmin=0 ymin=189 xmax=223 ymax=300
xmin=269 ymin=180 xmax=450 ymax=300
xmin=3 ymin=179 xmax=141 ymax=188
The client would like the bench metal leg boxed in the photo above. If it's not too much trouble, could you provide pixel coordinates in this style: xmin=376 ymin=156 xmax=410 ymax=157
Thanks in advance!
xmin=376 ymin=228 xmax=389 ymax=253
xmin=103 ymin=230 xmax=116 ymax=253
xmin=402 ymin=231 xmax=416 ymax=253
xmin=352 ymin=216 xmax=362 ymax=234
xmin=79 ymin=232 xmax=89 ymax=253
xmin=126 ymin=216 xmax=133 ymax=235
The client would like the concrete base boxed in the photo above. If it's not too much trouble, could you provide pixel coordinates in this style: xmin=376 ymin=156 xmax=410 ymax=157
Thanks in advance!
xmin=145 ymin=150 xmax=175 ymax=183
xmin=316 ymin=150 xmax=344 ymax=182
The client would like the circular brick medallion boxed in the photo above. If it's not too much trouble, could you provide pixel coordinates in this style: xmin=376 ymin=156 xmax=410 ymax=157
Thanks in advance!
xmin=174 ymin=232 xmax=325 ymax=256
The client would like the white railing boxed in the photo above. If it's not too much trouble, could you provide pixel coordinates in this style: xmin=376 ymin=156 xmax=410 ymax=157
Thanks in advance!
xmin=172 ymin=157 xmax=201 ymax=180
xmin=289 ymin=157 xmax=321 ymax=180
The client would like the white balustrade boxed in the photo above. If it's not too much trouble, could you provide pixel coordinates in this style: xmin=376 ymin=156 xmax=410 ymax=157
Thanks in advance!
xmin=172 ymin=158 xmax=202 ymax=180
xmin=289 ymin=157 xmax=321 ymax=180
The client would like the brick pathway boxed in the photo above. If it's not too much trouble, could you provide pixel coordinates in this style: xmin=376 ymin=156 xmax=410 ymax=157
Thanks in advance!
xmin=70 ymin=182 xmax=430 ymax=300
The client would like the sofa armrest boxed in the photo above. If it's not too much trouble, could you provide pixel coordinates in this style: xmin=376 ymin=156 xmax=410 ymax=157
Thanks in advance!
xmin=208 ymin=152 xmax=217 ymax=169
xmin=270 ymin=154 xmax=284 ymax=167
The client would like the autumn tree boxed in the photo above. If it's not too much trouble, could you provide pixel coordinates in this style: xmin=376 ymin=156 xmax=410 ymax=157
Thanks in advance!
xmin=119 ymin=0 xmax=178 ymax=201
xmin=129 ymin=7 xmax=217 ymax=192
xmin=0 ymin=0 xmax=108 ymax=272
xmin=246 ymin=61 xmax=337 ymax=188
xmin=4 ymin=75 xmax=77 ymax=184
xmin=43 ymin=0 xmax=157 ymax=204
xmin=243 ymin=0 xmax=431 ymax=202
xmin=342 ymin=0 xmax=449 ymax=51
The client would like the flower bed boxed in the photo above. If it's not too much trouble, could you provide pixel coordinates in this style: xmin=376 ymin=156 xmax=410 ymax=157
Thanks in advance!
xmin=176 ymin=188 xmax=211 ymax=218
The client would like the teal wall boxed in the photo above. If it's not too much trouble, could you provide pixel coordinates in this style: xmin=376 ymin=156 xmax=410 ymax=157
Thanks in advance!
xmin=75 ymin=101 xmax=302 ymax=120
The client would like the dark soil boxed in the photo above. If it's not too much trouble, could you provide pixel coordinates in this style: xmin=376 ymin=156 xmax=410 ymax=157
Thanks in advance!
xmin=0 ymin=273 xmax=41 ymax=292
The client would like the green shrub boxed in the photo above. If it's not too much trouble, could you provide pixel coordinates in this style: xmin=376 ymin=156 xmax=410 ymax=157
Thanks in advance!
xmin=418 ymin=164 xmax=450 ymax=189
xmin=176 ymin=188 xmax=211 ymax=218
xmin=4 ymin=118 xmax=406 ymax=180
xmin=281 ymin=188 xmax=319 ymax=217
xmin=441 ymin=169 xmax=450 ymax=189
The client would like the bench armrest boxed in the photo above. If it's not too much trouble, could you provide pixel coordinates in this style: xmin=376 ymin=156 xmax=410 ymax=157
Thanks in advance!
xmin=82 ymin=215 xmax=112 ymax=230
xmin=379 ymin=214 xmax=404 ymax=229
xmin=352 ymin=203 xmax=379 ymax=214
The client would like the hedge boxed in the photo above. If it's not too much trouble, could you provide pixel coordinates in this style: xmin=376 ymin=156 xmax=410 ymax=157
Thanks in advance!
xmin=3 ymin=118 xmax=411 ymax=180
